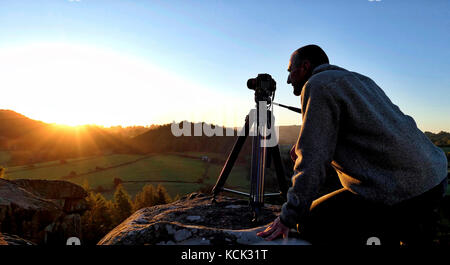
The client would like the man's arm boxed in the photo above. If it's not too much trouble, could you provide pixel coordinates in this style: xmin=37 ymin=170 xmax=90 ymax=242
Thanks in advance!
xmin=280 ymin=80 xmax=341 ymax=228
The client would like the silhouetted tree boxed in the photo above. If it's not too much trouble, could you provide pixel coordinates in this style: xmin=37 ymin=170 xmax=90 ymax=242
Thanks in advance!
xmin=154 ymin=184 xmax=171 ymax=205
xmin=81 ymin=189 xmax=114 ymax=245
xmin=113 ymin=184 xmax=133 ymax=224
xmin=133 ymin=184 xmax=173 ymax=211
xmin=95 ymin=185 xmax=106 ymax=192
xmin=113 ymin=177 xmax=123 ymax=188
xmin=133 ymin=184 xmax=156 ymax=211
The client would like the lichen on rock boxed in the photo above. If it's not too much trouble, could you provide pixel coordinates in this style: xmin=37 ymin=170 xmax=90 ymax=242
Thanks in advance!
xmin=98 ymin=192 xmax=310 ymax=245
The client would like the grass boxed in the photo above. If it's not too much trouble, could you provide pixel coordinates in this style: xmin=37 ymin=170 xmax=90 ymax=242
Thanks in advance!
xmin=5 ymin=154 xmax=144 ymax=179
xmin=0 ymin=151 xmax=10 ymax=166
xmin=5 ymin=153 xmax=250 ymax=200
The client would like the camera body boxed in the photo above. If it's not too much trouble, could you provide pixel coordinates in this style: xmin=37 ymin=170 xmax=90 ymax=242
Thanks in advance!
xmin=247 ymin=73 xmax=276 ymax=103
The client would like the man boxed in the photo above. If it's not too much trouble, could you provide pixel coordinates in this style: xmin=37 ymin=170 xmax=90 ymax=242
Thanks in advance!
xmin=257 ymin=44 xmax=448 ymax=245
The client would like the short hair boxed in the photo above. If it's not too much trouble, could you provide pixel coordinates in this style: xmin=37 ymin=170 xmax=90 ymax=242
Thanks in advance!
xmin=292 ymin=45 xmax=329 ymax=68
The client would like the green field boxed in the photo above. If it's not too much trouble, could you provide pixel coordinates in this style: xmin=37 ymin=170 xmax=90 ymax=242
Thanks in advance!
xmin=5 ymin=153 xmax=250 ymax=200
xmin=0 ymin=151 xmax=10 ymax=166
xmin=5 ymin=150 xmax=447 ymax=199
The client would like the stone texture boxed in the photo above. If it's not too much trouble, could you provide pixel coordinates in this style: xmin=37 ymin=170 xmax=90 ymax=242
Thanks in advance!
xmin=12 ymin=179 xmax=88 ymax=199
xmin=0 ymin=178 xmax=88 ymax=245
xmin=0 ymin=232 xmax=35 ymax=245
xmin=63 ymin=198 xmax=89 ymax=214
xmin=98 ymin=192 xmax=310 ymax=245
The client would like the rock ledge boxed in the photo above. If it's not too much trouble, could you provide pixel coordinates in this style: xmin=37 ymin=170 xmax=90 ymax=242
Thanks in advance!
xmin=99 ymin=192 xmax=310 ymax=245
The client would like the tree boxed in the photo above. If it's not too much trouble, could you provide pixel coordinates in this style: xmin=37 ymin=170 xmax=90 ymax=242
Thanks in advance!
xmin=133 ymin=184 xmax=156 ymax=211
xmin=154 ymin=184 xmax=171 ymax=205
xmin=95 ymin=185 xmax=106 ymax=192
xmin=113 ymin=184 xmax=133 ymax=224
xmin=172 ymin=194 xmax=181 ymax=202
xmin=82 ymin=179 xmax=90 ymax=191
xmin=81 ymin=191 xmax=114 ymax=245
xmin=113 ymin=177 xmax=123 ymax=188
xmin=133 ymin=184 xmax=172 ymax=212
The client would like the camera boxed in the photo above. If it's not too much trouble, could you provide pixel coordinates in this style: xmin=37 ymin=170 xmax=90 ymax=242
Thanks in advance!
xmin=247 ymin=73 xmax=276 ymax=103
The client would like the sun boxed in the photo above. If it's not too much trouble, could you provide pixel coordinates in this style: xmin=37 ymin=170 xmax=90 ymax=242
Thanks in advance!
xmin=0 ymin=42 xmax=170 ymax=126
xmin=0 ymin=42 xmax=251 ymax=128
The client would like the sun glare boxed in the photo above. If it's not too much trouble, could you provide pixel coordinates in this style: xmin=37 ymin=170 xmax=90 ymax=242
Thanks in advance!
xmin=0 ymin=42 xmax=250 ymax=127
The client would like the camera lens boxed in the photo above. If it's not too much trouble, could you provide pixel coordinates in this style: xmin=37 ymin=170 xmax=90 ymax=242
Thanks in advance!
xmin=247 ymin=78 xmax=257 ymax=90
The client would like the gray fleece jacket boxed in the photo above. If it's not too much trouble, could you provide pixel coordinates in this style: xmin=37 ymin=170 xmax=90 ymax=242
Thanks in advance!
xmin=280 ymin=64 xmax=448 ymax=228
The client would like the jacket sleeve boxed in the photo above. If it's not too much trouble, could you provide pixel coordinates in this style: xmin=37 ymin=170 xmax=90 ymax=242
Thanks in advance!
xmin=280 ymin=80 xmax=340 ymax=228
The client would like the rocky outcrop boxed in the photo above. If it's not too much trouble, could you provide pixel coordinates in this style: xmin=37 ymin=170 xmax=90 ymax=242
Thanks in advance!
xmin=99 ymin=192 xmax=310 ymax=245
xmin=12 ymin=179 xmax=88 ymax=214
xmin=0 ymin=232 xmax=35 ymax=245
xmin=0 ymin=178 xmax=89 ymax=245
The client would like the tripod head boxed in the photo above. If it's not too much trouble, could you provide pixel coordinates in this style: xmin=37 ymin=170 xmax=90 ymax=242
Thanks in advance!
xmin=247 ymin=73 xmax=276 ymax=104
xmin=247 ymin=74 xmax=302 ymax=114
xmin=212 ymin=74 xmax=289 ymax=223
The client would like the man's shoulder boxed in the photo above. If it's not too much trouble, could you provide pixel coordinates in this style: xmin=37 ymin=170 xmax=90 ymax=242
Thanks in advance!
xmin=307 ymin=64 xmax=374 ymax=94
xmin=308 ymin=64 xmax=351 ymax=86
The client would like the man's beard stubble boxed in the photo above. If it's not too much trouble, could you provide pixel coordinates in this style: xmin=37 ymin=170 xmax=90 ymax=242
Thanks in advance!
xmin=293 ymin=80 xmax=306 ymax=96
xmin=293 ymin=86 xmax=302 ymax=96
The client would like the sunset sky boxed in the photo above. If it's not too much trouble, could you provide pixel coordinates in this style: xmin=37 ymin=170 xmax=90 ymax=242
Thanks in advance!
xmin=0 ymin=0 xmax=449 ymax=132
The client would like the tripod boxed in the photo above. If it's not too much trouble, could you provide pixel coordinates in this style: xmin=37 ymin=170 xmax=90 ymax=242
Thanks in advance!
xmin=211 ymin=101 xmax=289 ymax=222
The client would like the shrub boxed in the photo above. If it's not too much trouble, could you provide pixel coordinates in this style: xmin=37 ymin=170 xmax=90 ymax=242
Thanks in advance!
xmin=112 ymin=184 xmax=133 ymax=224
xmin=133 ymin=184 xmax=156 ymax=211
xmin=133 ymin=184 xmax=172 ymax=211
xmin=113 ymin=177 xmax=123 ymax=188
xmin=154 ymin=184 xmax=171 ymax=206
xmin=81 ymin=190 xmax=114 ymax=245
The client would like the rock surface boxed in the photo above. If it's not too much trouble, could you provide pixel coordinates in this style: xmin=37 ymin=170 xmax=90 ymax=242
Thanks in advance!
xmin=98 ymin=192 xmax=310 ymax=245
xmin=12 ymin=179 xmax=88 ymax=199
xmin=0 ymin=178 xmax=89 ymax=245
xmin=0 ymin=232 xmax=35 ymax=245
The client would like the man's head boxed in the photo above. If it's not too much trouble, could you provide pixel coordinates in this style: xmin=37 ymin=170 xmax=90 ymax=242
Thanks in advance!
xmin=287 ymin=45 xmax=329 ymax=96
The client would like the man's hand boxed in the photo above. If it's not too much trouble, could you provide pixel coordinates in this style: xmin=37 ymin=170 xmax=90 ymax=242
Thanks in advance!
xmin=256 ymin=217 xmax=289 ymax=241
xmin=290 ymin=145 xmax=297 ymax=162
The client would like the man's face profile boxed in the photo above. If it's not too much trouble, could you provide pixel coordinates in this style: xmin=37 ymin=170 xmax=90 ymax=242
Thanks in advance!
xmin=287 ymin=53 xmax=309 ymax=96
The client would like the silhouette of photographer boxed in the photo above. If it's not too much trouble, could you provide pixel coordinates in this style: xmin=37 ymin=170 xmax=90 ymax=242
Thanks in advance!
xmin=257 ymin=45 xmax=448 ymax=245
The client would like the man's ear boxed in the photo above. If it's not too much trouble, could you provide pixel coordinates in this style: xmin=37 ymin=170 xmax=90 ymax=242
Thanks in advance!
xmin=302 ymin=60 xmax=311 ymax=72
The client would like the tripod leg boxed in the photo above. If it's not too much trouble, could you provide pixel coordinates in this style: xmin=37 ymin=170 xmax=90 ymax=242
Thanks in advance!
xmin=249 ymin=103 xmax=269 ymax=223
xmin=249 ymin=123 xmax=265 ymax=222
xmin=211 ymin=115 xmax=250 ymax=199
xmin=265 ymin=109 xmax=288 ymax=200
xmin=270 ymin=145 xmax=289 ymax=200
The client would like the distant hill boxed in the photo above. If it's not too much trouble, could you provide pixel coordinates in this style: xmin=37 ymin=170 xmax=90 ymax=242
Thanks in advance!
xmin=1 ymin=109 xmax=446 ymax=166
xmin=0 ymin=110 xmax=134 ymax=165
xmin=278 ymin=125 xmax=300 ymax=145
xmin=424 ymin=131 xmax=450 ymax=146
xmin=131 ymin=122 xmax=251 ymax=159
xmin=131 ymin=122 xmax=300 ymax=154
xmin=0 ymin=110 xmax=47 ymax=140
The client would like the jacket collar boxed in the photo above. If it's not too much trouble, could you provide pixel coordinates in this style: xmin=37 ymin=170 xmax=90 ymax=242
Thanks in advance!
xmin=312 ymin=64 xmax=347 ymax=76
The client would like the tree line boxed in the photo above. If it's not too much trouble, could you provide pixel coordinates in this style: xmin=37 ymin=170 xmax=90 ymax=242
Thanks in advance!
xmin=80 ymin=181 xmax=177 ymax=245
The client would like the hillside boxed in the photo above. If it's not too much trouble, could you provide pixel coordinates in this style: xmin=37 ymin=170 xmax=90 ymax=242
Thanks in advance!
xmin=131 ymin=122 xmax=300 ymax=153
xmin=0 ymin=110 xmax=134 ymax=165
xmin=425 ymin=131 xmax=450 ymax=146
xmin=130 ymin=122 xmax=253 ymax=160
xmin=0 ymin=111 xmax=298 ymax=166
xmin=1 ymin=110 xmax=447 ymax=167
xmin=0 ymin=110 xmax=47 ymax=146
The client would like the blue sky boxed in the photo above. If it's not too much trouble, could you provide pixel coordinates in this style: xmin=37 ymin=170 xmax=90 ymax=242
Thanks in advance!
xmin=0 ymin=0 xmax=449 ymax=132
